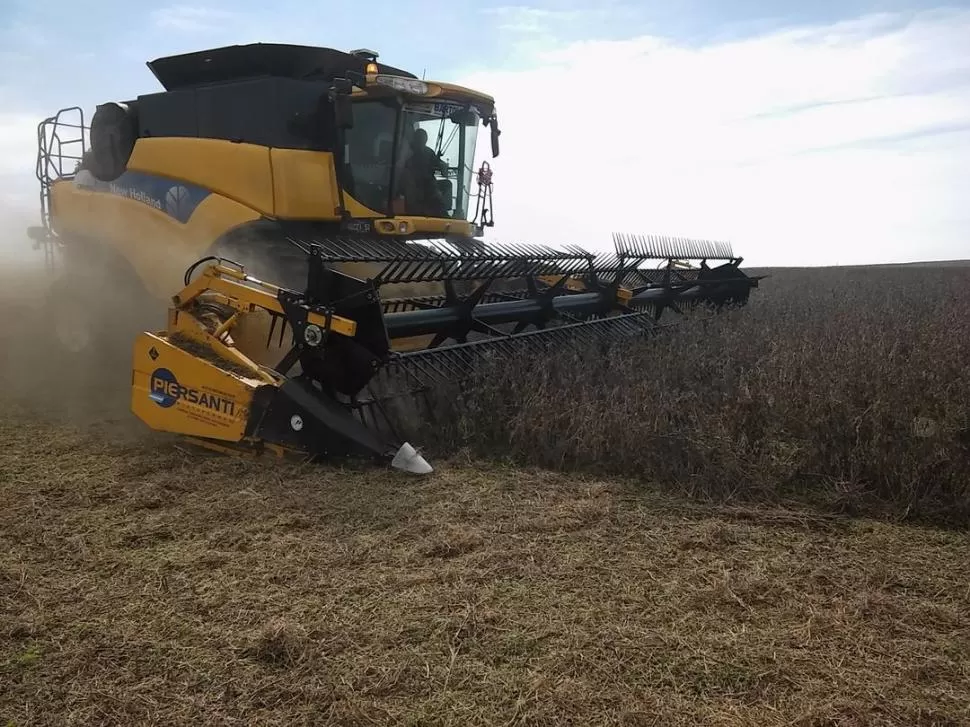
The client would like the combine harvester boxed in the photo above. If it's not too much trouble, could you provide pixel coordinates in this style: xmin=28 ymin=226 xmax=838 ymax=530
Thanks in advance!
xmin=28 ymin=43 xmax=761 ymax=474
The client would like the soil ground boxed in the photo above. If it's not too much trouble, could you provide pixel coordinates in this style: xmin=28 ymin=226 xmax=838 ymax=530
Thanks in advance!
xmin=2 ymin=410 xmax=970 ymax=725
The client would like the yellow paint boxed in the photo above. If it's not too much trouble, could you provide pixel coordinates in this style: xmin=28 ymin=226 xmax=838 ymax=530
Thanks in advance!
xmin=424 ymin=81 xmax=496 ymax=111
xmin=50 ymin=179 xmax=260 ymax=299
xmin=270 ymin=148 xmax=343 ymax=219
xmin=228 ymin=308 xmax=294 ymax=369
xmin=354 ymin=77 xmax=495 ymax=112
xmin=131 ymin=331 xmax=260 ymax=442
xmin=51 ymin=136 xmax=475 ymax=300
xmin=127 ymin=137 xmax=276 ymax=215
xmin=174 ymin=262 xmax=358 ymax=339
xmin=370 ymin=216 xmax=474 ymax=237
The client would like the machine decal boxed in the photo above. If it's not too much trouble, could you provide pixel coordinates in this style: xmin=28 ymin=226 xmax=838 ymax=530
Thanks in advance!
xmin=406 ymin=101 xmax=468 ymax=116
xmin=74 ymin=170 xmax=210 ymax=224
xmin=341 ymin=219 xmax=374 ymax=234
xmin=150 ymin=367 xmax=237 ymax=415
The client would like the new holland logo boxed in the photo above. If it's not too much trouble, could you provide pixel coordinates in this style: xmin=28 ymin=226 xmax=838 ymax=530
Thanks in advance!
xmin=149 ymin=367 xmax=236 ymax=415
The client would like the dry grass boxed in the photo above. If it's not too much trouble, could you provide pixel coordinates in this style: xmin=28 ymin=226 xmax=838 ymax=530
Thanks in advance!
xmin=2 ymin=413 xmax=970 ymax=725
xmin=2 ymin=261 xmax=970 ymax=724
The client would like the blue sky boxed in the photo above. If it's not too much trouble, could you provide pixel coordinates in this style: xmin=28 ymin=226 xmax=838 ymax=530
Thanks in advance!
xmin=2 ymin=0 xmax=969 ymax=265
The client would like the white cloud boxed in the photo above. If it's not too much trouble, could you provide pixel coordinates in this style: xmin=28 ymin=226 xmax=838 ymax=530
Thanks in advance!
xmin=0 ymin=115 xmax=45 ymax=262
xmin=0 ymin=113 xmax=41 ymax=178
xmin=0 ymin=110 xmax=84 ymax=224
xmin=459 ymin=8 xmax=970 ymax=265
xmin=150 ymin=6 xmax=238 ymax=33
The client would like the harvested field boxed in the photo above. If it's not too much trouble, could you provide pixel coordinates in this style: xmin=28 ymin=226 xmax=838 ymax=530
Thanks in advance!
xmin=3 ymin=414 xmax=970 ymax=726
xmin=2 ymin=260 xmax=970 ymax=725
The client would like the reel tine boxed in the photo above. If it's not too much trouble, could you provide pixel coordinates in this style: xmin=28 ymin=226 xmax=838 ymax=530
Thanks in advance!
xmin=612 ymin=231 xmax=735 ymax=261
xmin=281 ymin=234 xmax=599 ymax=286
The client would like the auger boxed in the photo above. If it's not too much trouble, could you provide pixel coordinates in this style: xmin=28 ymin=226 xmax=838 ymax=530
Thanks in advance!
xmin=26 ymin=41 xmax=763 ymax=472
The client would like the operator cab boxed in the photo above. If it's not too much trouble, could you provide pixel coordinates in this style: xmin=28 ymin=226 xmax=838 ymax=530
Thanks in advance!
xmin=331 ymin=50 xmax=501 ymax=235
xmin=140 ymin=43 xmax=501 ymax=236
xmin=344 ymin=95 xmax=485 ymax=221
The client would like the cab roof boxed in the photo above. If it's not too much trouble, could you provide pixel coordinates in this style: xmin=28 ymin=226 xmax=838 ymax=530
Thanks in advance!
xmin=432 ymin=81 xmax=495 ymax=109
xmin=147 ymin=42 xmax=418 ymax=91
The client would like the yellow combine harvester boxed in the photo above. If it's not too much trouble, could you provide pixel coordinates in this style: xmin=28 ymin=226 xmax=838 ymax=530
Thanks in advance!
xmin=28 ymin=42 xmax=762 ymax=473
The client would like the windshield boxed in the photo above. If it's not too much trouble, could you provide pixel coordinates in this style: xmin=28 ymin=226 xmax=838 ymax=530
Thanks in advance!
xmin=342 ymin=98 xmax=481 ymax=220
xmin=395 ymin=102 xmax=479 ymax=219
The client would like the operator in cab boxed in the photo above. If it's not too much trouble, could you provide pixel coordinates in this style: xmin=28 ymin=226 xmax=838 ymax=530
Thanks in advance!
xmin=401 ymin=127 xmax=449 ymax=217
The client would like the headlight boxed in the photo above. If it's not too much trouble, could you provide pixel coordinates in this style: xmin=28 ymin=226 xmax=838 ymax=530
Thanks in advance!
xmin=375 ymin=75 xmax=429 ymax=95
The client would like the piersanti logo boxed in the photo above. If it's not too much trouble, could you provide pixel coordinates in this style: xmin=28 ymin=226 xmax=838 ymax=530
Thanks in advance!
xmin=149 ymin=367 xmax=236 ymax=415
xmin=149 ymin=368 xmax=180 ymax=408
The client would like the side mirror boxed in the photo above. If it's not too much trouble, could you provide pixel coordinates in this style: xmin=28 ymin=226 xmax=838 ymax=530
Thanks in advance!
xmin=334 ymin=94 xmax=354 ymax=129
xmin=490 ymin=119 xmax=501 ymax=158
xmin=328 ymin=78 xmax=355 ymax=129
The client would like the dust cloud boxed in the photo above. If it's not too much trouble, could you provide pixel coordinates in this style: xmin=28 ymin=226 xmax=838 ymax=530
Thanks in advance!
xmin=0 ymin=206 xmax=157 ymax=431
